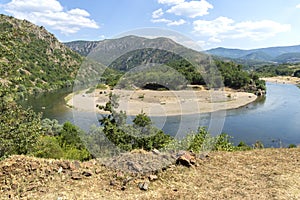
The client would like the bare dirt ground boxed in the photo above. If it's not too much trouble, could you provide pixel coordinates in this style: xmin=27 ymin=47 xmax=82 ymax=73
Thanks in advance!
xmin=1 ymin=148 xmax=300 ymax=200
xmin=262 ymin=76 xmax=300 ymax=85
xmin=66 ymin=88 xmax=257 ymax=116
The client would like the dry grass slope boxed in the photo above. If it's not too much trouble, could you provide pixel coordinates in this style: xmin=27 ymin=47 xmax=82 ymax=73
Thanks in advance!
xmin=1 ymin=148 xmax=300 ymax=200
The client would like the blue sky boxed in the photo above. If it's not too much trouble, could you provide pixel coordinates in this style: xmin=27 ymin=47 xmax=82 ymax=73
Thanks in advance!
xmin=1 ymin=0 xmax=300 ymax=50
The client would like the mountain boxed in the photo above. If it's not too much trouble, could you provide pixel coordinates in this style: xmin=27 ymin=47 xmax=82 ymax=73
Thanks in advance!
xmin=272 ymin=53 xmax=300 ymax=63
xmin=207 ymin=45 xmax=300 ymax=65
xmin=206 ymin=47 xmax=249 ymax=59
xmin=63 ymin=41 xmax=99 ymax=57
xmin=239 ymin=51 xmax=274 ymax=62
xmin=0 ymin=14 xmax=82 ymax=96
xmin=66 ymin=36 xmax=265 ymax=93
xmin=65 ymin=35 xmax=207 ymax=66
xmin=66 ymin=36 xmax=210 ymax=89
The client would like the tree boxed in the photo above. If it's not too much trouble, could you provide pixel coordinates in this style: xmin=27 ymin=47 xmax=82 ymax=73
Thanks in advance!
xmin=98 ymin=93 xmax=172 ymax=151
xmin=0 ymin=84 xmax=43 ymax=158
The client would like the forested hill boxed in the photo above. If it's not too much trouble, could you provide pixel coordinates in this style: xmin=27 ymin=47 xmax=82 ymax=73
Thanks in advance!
xmin=0 ymin=14 xmax=82 ymax=97
xmin=207 ymin=45 xmax=300 ymax=65
xmin=66 ymin=36 xmax=265 ymax=94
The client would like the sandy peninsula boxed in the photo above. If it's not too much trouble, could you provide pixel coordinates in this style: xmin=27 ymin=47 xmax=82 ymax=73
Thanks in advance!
xmin=261 ymin=76 xmax=300 ymax=85
xmin=65 ymin=87 xmax=257 ymax=116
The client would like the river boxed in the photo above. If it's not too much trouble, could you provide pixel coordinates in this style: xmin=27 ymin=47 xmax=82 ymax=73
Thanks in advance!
xmin=20 ymin=82 xmax=300 ymax=147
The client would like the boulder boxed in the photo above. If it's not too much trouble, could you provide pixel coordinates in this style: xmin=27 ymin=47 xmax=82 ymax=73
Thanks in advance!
xmin=176 ymin=151 xmax=197 ymax=167
xmin=138 ymin=181 xmax=149 ymax=191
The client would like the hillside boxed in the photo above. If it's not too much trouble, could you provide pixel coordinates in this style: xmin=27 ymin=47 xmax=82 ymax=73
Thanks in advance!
xmin=207 ymin=45 xmax=300 ymax=65
xmin=65 ymin=35 xmax=207 ymax=66
xmin=1 ymin=148 xmax=299 ymax=199
xmin=64 ymin=41 xmax=99 ymax=57
xmin=66 ymin=36 xmax=265 ymax=93
xmin=0 ymin=14 xmax=82 ymax=96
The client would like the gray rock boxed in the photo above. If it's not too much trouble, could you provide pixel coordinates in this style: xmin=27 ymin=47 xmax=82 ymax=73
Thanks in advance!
xmin=138 ymin=181 xmax=149 ymax=191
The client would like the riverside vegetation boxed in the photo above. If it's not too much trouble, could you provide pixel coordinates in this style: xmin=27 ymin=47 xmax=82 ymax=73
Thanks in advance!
xmin=1 ymin=14 xmax=300 ymax=199
xmin=0 ymin=14 xmax=269 ymax=161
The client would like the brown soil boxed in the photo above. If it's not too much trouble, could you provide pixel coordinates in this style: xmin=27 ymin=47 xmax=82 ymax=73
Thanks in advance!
xmin=1 ymin=148 xmax=300 ymax=200
xmin=262 ymin=76 xmax=300 ymax=85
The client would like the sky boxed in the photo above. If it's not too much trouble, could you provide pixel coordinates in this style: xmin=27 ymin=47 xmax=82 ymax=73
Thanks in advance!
xmin=1 ymin=0 xmax=300 ymax=50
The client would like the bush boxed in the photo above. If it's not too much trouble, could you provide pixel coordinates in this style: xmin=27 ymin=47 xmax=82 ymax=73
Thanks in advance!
xmin=63 ymin=146 xmax=91 ymax=161
xmin=98 ymin=93 xmax=172 ymax=151
xmin=96 ymin=84 xmax=107 ymax=90
xmin=288 ymin=144 xmax=297 ymax=148
xmin=32 ymin=136 xmax=64 ymax=159
xmin=237 ymin=141 xmax=252 ymax=151
xmin=0 ymin=85 xmax=43 ymax=158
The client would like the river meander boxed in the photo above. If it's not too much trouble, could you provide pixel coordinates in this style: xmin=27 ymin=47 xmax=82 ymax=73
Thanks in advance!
xmin=20 ymin=82 xmax=300 ymax=147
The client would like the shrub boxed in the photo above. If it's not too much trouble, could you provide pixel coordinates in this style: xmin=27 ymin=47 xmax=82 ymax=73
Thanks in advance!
xmin=237 ymin=141 xmax=252 ymax=151
xmin=165 ymin=128 xmax=237 ymax=153
xmin=0 ymin=85 xmax=43 ymax=158
xmin=98 ymin=93 xmax=172 ymax=151
xmin=32 ymin=136 xmax=64 ymax=159
xmin=288 ymin=144 xmax=297 ymax=148
xmin=96 ymin=83 xmax=107 ymax=90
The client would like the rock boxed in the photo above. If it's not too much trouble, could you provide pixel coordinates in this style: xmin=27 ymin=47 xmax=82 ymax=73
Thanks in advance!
xmin=127 ymin=161 xmax=143 ymax=173
xmin=30 ymin=162 xmax=39 ymax=171
xmin=121 ymin=186 xmax=126 ymax=191
xmin=82 ymin=171 xmax=92 ymax=177
xmin=148 ymin=175 xmax=158 ymax=181
xmin=71 ymin=172 xmax=82 ymax=180
xmin=199 ymin=153 xmax=209 ymax=160
xmin=59 ymin=161 xmax=69 ymax=170
xmin=138 ymin=181 xmax=149 ymax=191
xmin=110 ymin=180 xmax=116 ymax=186
xmin=57 ymin=167 xmax=63 ymax=174
xmin=116 ymin=172 xmax=124 ymax=179
xmin=123 ymin=177 xmax=133 ymax=186
xmin=70 ymin=161 xmax=80 ymax=171
xmin=176 ymin=151 xmax=197 ymax=167
xmin=152 ymin=149 xmax=160 ymax=155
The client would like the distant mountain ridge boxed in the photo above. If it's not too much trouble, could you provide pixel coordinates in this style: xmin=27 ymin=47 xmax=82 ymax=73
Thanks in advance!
xmin=64 ymin=35 xmax=203 ymax=66
xmin=207 ymin=45 xmax=300 ymax=64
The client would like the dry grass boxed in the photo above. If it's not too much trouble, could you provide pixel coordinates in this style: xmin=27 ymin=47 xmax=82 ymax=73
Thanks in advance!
xmin=1 ymin=148 xmax=300 ymax=199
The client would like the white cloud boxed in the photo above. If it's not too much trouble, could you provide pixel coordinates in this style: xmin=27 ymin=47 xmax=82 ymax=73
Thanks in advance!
xmin=3 ymin=0 xmax=99 ymax=34
xmin=152 ymin=8 xmax=164 ymax=19
xmin=167 ymin=19 xmax=186 ymax=26
xmin=167 ymin=0 xmax=213 ymax=18
xmin=151 ymin=18 xmax=172 ymax=24
xmin=67 ymin=8 xmax=90 ymax=17
xmin=151 ymin=18 xmax=186 ymax=26
xmin=158 ymin=0 xmax=184 ymax=5
xmin=296 ymin=4 xmax=300 ymax=8
xmin=193 ymin=17 xmax=234 ymax=36
xmin=193 ymin=17 xmax=291 ymax=42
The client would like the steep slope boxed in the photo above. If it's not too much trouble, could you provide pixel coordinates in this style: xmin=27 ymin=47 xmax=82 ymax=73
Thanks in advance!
xmin=0 ymin=14 xmax=82 ymax=95
xmin=64 ymin=40 xmax=99 ymax=56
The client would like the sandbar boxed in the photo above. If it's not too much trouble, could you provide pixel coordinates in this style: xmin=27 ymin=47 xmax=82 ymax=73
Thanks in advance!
xmin=66 ymin=87 xmax=257 ymax=116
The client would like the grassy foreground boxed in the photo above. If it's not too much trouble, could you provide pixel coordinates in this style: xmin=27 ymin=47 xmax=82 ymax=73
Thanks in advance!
xmin=1 ymin=148 xmax=300 ymax=200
